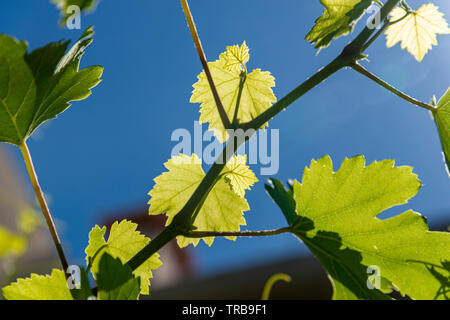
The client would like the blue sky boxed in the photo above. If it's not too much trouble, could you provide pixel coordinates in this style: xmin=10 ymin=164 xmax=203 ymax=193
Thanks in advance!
xmin=1 ymin=0 xmax=449 ymax=276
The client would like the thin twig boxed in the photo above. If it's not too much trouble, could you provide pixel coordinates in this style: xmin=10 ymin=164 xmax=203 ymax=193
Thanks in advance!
xmin=184 ymin=227 xmax=292 ymax=238
xmin=180 ymin=0 xmax=231 ymax=129
xmin=19 ymin=142 xmax=69 ymax=272
xmin=352 ymin=62 xmax=436 ymax=112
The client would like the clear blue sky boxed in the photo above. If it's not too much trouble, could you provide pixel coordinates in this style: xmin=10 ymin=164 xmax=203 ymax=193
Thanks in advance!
xmin=1 ymin=0 xmax=449 ymax=276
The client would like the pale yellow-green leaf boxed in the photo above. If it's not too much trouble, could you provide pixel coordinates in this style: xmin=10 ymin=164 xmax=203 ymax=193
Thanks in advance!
xmin=223 ymin=41 xmax=249 ymax=72
xmin=385 ymin=4 xmax=450 ymax=62
xmin=223 ymin=154 xmax=258 ymax=197
xmin=85 ymin=220 xmax=162 ymax=295
xmin=17 ymin=207 xmax=41 ymax=234
xmin=2 ymin=269 xmax=72 ymax=300
xmin=148 ymin=154 xmax=249 ymax=247
xmin=190 ymin=47 xmax=276 ymax=143
xmin=0 ymin=226 xmax=26 ymax=258
xmin=269 ymin=155 xmax=450 ymax=299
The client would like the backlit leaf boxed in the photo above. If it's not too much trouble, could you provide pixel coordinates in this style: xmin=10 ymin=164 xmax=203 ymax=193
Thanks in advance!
xmin=85 ymin=220 xmax=162 ymax=295
xmin=190 ymin=45 xmax=276 ymax=142
xmin=306 ymin=0 xmax=373 ymax=50
xmin=148 ymin=154 xmax=250 ymax=247
xmin=385 ymin=4 xmax=450 ymax=62
xmin=223 ymin=41 xmax=249 ymax=72
xmin=223 ymin=154 xmax=258 ymax=197
xmin=2 ymin=269 xmax=72 ymax=300
xmin=269 ymin=155 xmax=450 ymax=300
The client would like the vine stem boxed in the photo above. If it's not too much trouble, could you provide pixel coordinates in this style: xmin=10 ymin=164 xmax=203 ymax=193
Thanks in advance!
xmin=19 ymin=142 xmax=69 ymax=272
xmin=180 ymin=0 xmax=232 ymax=130
xmin=232 ymin=72 xmax=246 ymax=126
xmin=361 ymin=18 xmax=390 ymax=52
xmin=183 ymin=227 xmax=292 ymax=238
xmin=351 ymin=62 xmax=436 ymax=112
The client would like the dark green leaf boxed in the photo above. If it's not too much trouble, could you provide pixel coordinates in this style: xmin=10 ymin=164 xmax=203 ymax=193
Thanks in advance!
xmin=433 ymin=87 xmax=450 ymax=176
xmin=265 ymin=178 xmax=297 ymax=225
xmin=96 ymin=253 xmax=141 ymax=300
xmin=69 ymin=266 xmax=93 ymax=300
xmin=0 ymin=27 xmax=102 ymax=146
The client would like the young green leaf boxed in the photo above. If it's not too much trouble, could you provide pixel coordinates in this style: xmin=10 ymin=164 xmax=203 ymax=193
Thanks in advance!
xmin=0 ymin=226 xmax=26 ymax=258
xmin=223 ymin=154 xmax=258 ymax=197
xmin=306 ymin=0 xmax=373 ymax=50
xmin=223 ymin=41 xmax=249 ymax=72
xmin=17 ymin=208 xmax=41 ymax=234
xmin=96 ymin=253 xmax=141 ymax=300
xmin=269 ymin=155 xmax=450 ymax=300
xmin=190 ymin=44 xmax=276 ymax=142
xmin=85 ymin=220 xmax=162 ymax=295
xmin=385 ymin=3 xmax=450 ymax=62
xmin=433 ymin=87 xmax=450 ymax=176
xmin=0 ymin=27 xmax=102 ymax=146
xmin=2 ymin=269 xmax=72 ymax=300
xmin=148 ymin=154 xmax=250 ymax=247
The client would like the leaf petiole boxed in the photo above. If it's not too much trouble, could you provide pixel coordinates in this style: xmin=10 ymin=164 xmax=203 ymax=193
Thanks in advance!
xmin=19 ymin=142 xmax=69 ymax=272
xmin=232 ymin=71 xmax=247 ymax=127
xmin=351 ymin=62 xmax=437 ymax=112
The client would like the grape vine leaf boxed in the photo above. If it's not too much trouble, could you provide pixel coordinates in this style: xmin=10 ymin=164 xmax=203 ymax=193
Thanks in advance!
xmin=190 ymin=44 xmax=276 ymax=143
xmin=305 ymin=0 xmax=373 ymax=50
xmin=0 ymin=226 xmax=26 ymax=258
xmin=96 ymin=253 xmax=141 ymax=300
xmin=223 ymin=154 xmax=258 ymax=197
xmin=223 ymin=41 xmax=249 ymax=72
xmin=2 ymin=269 xmax=73 ymax=300
xmin=433 ymin=87 xmax=450 ymax=176
xmin=148 ymin=154 xmax=250 ymax=247
xmin=0 ymin=27 xmax=102 ymax=146
xmin=267 ymin=155 xmax=450 ymax=300
xmin=385 ymin=4 xmax=450 ymax=62
xmin=85 ymin=220 xmax=162 ymax=295
xmin=52 ymin=0 xmax=99 ymax=24
xmin=265 ymin=178 xmax=296 ymax=225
